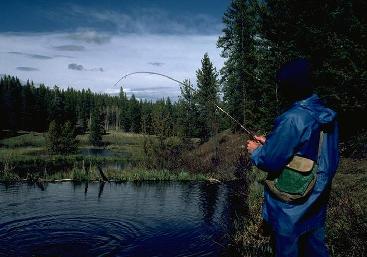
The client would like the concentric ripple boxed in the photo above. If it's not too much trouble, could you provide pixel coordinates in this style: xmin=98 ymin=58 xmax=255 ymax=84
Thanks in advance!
xmin=0 ymin=214 xmax=145 ymax=256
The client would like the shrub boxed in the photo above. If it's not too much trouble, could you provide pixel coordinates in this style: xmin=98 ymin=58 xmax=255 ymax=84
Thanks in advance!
xmin=89 ymin=108 xmax=105 ymax=146
xmin=46 ymin=120 xmax=77 ymax=154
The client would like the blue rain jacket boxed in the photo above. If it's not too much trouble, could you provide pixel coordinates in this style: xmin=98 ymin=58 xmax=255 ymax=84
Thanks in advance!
xmin=251 ymin=94 xmax=339 ymax=236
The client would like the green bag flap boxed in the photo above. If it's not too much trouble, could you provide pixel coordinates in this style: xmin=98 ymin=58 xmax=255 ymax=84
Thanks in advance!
xmin=274 ymin=165 xmax=316 ymax=195
xmin=264 ymin=132 xmax=323 ymax=201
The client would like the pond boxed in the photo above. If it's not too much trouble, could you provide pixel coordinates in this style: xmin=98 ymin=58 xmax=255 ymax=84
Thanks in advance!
xmin=80 ymin=148 xmax=115 ymax=157
xmin=0 ymin=181 xmax=249 ymax=257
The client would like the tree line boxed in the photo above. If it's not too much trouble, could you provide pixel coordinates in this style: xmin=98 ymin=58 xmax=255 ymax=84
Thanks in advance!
xmin=1 ymin=0 xmax=366 ymax=155
xmin=0 ymin=53 xmax=221 ymax=144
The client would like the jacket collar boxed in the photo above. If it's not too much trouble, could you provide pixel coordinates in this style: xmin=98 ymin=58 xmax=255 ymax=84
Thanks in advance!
xmin=293 ymin=94 xmax=320 ymax=107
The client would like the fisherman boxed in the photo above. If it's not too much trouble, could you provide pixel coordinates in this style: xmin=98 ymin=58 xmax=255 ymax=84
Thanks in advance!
xmin=247 ymin=58 xmax=339 ymax=257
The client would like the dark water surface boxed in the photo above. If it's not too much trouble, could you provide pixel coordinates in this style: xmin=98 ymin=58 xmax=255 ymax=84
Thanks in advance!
xmin=80 ymin=148 xmax=115 ymax=157
xmin=0 ymin=181 xmax=248 ymax=257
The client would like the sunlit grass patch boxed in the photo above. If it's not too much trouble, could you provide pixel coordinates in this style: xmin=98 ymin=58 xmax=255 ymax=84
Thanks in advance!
xmin=104 ymin=131 xmax=147 ymax=146
xmin=107 ymin=168 xmax=210 ymax=182
xmin=0 ymin=132 xmax=45 ymax=148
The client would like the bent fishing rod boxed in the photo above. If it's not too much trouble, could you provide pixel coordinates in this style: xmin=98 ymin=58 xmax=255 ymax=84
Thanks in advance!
xmin=112 ymin=71 xmax=262 ymax=144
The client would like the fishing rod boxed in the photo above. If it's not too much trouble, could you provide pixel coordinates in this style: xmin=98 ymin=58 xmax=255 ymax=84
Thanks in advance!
xmin=112 ymin=71 xmax=263 ymax=144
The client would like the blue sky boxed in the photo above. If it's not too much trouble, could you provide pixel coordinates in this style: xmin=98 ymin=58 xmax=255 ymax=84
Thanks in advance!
xmin=0 ymin=0 xmax=229 ymax=99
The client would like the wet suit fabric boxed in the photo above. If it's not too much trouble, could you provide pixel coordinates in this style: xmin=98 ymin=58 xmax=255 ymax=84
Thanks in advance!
xmin=251 ymin=94 xmax=339 ymax=257
xmin=274 ymin=226 xmax=328 ymax=257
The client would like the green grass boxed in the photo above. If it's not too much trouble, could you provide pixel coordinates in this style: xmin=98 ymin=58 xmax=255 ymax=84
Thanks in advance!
xmin=0 ymin=131 xmax=145 ymax=169
xmin=78 ymin=131 xmax=147 ymax=159
xmin=0 ymin=131 xmax=220 ymax=182
xmin=108 ymin=169 xmax=210 ymax=182
xmin=326 ymin=158 xmax=367 ymax=257
xmin=0 ymin=165 xmax=212 ymax=183
xmin=0 ymin=132 xmax=45 ymax=148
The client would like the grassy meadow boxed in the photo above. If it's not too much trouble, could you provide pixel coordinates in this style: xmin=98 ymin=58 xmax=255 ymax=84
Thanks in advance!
xmin=0 ymin=131 xmax=213 ymax=182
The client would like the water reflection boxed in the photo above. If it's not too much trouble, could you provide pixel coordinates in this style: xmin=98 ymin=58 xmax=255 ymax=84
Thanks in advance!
xmin=98 ymin=182 xmax=105 ymax=198
xmin=199 ymin=182 xmax=220 ymax=224
xmin=80 ymin=148 xmax=113 ymax=157
xmin=225 ymin=180 xmax=249 ymax=227
xmin=221 ymin=180 xmax=250 ymax=256
xmin=84 ymin=182 xmax=88 ymax=195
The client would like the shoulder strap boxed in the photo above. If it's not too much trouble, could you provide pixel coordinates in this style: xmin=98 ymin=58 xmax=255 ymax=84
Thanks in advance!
xmin=317 ymin=131 xmax=324 ymax=162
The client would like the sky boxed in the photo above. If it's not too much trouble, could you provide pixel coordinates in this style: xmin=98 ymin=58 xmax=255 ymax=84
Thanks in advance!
xmin=0 ymin=0 xmax=230 ymax=100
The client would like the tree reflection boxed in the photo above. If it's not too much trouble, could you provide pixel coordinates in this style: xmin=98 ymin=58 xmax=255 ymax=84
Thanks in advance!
xmin=199 ymin=182 xmax=220 ymax=224
xmin=84 ymin=182 xmax=88 ymax=195
xmin=221 ymin=180 xmax=249 ymax=256
xmin=98 ymin=182 xmax=105 ymax=198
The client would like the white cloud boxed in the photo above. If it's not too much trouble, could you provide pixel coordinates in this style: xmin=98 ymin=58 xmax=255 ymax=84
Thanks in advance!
xmin=67 ymin=31 xmax=112 ymax=45
xmin=60 ymin=5 xmax=223 ymax=35
xmin=0 ymin=32 xmax=224 ymax=100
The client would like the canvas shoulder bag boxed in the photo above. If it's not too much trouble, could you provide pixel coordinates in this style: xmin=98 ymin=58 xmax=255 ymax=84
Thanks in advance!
xmin=264 ymin=131 xmax=324 ymax=203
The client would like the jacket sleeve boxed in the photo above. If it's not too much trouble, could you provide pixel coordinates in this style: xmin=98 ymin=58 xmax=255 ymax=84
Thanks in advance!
xmin=251 ymin=115 xmax=304 ymax=173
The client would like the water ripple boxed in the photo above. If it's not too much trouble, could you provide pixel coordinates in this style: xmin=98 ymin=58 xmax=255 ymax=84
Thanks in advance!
xmin=0 ymin=215 xmax=145 ymax=256
xmin=0 ymin=182 xmax=234 ymax=257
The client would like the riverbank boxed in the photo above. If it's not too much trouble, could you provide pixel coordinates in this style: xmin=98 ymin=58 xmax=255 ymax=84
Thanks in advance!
xmin=0 ymin=167 xmax=214 ymax=183
xmin=0 ymin=130 xmax=240 ymax=182
xmin=0 ymin=161 xmax=227 ymax=183
xmin=232 ymin=158 xmax=367 ymax=257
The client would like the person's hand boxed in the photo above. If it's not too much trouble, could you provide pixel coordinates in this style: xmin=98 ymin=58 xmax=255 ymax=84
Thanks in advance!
xmin=246 ymin=135 xmax=266 ymax=154
xmin=254 ymin=135 xmax=266 ymax=144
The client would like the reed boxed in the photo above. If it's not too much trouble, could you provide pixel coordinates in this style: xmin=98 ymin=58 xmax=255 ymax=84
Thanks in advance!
xmin=0 ymin=164 xmax=211 ymax=182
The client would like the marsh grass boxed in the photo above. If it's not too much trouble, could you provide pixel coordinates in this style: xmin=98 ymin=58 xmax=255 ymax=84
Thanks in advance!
xmin=0 ymin=131 xmax=217 ymax=183
xmin=326 ymin=158 xmax=367 ymax=257
xmin=229 ymin=167 xmax=273 ymax=257
xmin=108 ymin=168 xmax=209 ymax=182
xmin=0 ymin=161 xmax=20 ymax=181
xmin=0 ymin=165 xmax=211 ymax=183
xmin=78 ymin=131 xmax=146 ymax=159
xmin=0 ymin=131 xmax=143 ymax=175
xmin=0 ymin=132 xmax=45 ymax=148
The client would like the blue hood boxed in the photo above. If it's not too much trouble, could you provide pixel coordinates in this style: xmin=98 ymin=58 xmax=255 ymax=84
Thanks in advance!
xmin=295 ymin=94 xmax=337 ymax=126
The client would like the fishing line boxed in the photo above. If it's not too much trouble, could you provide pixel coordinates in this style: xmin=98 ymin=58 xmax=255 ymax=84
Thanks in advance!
xmin=112 ymin=71 xmax=262 ymax=144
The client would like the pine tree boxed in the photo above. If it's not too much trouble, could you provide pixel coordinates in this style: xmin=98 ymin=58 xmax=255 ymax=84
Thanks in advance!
xmin=177 ymin=79 xmax=199 ymax=138
xmin=195 ymin=53 xmax=220 ymax=141
xmin=119 ymin=87 xmax=131 ymax=132
xmin=46 ymin=120 xmax=60 ymax=154
xmin=129 ymin=94 xmax=141 ymax=133
xmin=60 ymin=121 xmax=77 ymax=153
xmin=218 ymin=0 xmax=259 ymax=131
xmin=141 ymin=100 xmax=153 ymax=134
xmin=89 ymin=108 xmax=104 ymax=146
xmin=46 ymin=120 xmax=77 ymax=154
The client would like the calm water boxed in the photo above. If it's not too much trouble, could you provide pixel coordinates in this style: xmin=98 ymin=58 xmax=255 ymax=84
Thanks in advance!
xmin=80 ymin=148 xmax=115 ymax=157
xmin=0 ymin=181 xmax=248 ymax=257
